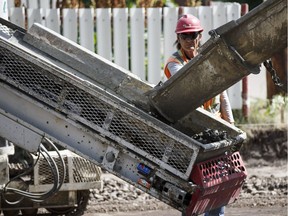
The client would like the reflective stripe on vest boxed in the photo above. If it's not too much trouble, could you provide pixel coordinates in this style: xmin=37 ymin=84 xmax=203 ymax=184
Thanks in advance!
xmin=164 ymin=49 xmax=189 ymax=79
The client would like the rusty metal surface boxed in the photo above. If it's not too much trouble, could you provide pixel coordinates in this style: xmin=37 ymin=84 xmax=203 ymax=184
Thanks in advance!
xmin=148 ymin=0 xmax=287 ymax=122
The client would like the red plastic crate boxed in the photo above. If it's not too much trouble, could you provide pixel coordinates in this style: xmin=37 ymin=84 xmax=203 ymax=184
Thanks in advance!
xmin=185 ymin=151 xmax=247 ymax=215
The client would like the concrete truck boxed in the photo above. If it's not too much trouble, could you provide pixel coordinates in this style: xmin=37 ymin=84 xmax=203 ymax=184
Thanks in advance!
xmin=0 ymin=0 xmax=286 ymax=215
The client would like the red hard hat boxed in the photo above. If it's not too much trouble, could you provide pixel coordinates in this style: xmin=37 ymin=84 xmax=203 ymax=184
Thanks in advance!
xmin=175 ymin=14 xmax=204 ymax=34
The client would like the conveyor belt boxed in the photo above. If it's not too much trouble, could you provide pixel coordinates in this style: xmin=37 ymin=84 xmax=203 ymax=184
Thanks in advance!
xmin=0 ymin=17 xmax=202 ymax=211
xmin=3 ymin=1 xmax=280 ymax=211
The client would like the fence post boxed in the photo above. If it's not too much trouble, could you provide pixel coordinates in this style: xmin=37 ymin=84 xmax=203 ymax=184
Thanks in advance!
xmin=0 ymin=0 xmax=8 ymax=20
xmin=147 ymin=7 xmax=162 ymax=84
xmin=130 ymin=7 xmax=145 ymax=80
xmin=7 ymin=0 xmax=14 ymax=9
xmin=9 ymin=7 xmax=25 ymax=28
xmin=212 ymin=2 xmax=226 ymax=28
xmin=163 ymin=7 xmax=178 ymax=82
xmin=182 ymin=6 xmax=198 ymax=17
xmin=96 ymin=8 xmax=112 ymax=61
xmin=28 ymin=0 xmax=38 ymax=9
xmin=226 ymin=3 xmax=241 ymax=21
xmin=44 ymin=8 xmax=60 ymax=33
xmin=241 ymin=4 xmax=249 ymax=119
xmin=113 ymin=8 xmax=129 ymax=70
xmin=51 ymin=0 xmax=57 ymax=8
xmin=40 ymin=1 xmax=51 ymax=9
xmin=27 ymin=8 xmax=42 ymax=29
xmin=63 ymin=8 xmax=78 ymax=43
xmin=198 ymin=6 xmax=212 ymax=43
xmin=79 ymin=8 xmax=95 ymax=52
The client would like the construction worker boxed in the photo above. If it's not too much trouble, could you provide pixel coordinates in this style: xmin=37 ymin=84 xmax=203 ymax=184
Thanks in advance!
xmin=164 ymin=14 xmax=234 ymax=125
xmin=164 ymin=14 xmax=234 ymax=216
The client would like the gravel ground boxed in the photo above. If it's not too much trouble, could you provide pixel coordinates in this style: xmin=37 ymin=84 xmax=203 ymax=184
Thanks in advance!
xmin=85 ymin=162 xmax=287 ymax=215
xmin=84 ymin=126 xmax=288 ymax=215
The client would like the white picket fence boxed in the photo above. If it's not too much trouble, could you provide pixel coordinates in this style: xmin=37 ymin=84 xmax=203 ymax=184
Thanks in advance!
xmin=5 ymin=0 xmax=267 ymax=109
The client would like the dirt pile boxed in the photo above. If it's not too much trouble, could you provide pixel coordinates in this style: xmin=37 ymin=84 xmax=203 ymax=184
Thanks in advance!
xmin=240 ymin=125 xmax=287 ymax=160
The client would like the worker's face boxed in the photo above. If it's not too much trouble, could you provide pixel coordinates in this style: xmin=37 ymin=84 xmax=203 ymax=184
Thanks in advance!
xmin=178 ymin=32 xmax=202 ymax=52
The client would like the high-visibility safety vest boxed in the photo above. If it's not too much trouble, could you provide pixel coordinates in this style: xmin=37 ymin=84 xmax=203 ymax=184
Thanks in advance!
xmin=164 ymin=49 xmax=190 ymax=79
xmin=164 ymin=48 xmax=221 ymax=116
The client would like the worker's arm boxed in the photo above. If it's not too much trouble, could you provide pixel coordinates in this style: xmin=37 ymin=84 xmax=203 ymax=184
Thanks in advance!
xmin=220 ymin=91 xmax=235 ymax=124
xmin=165 ymin=62 xmax=182 ymax=78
